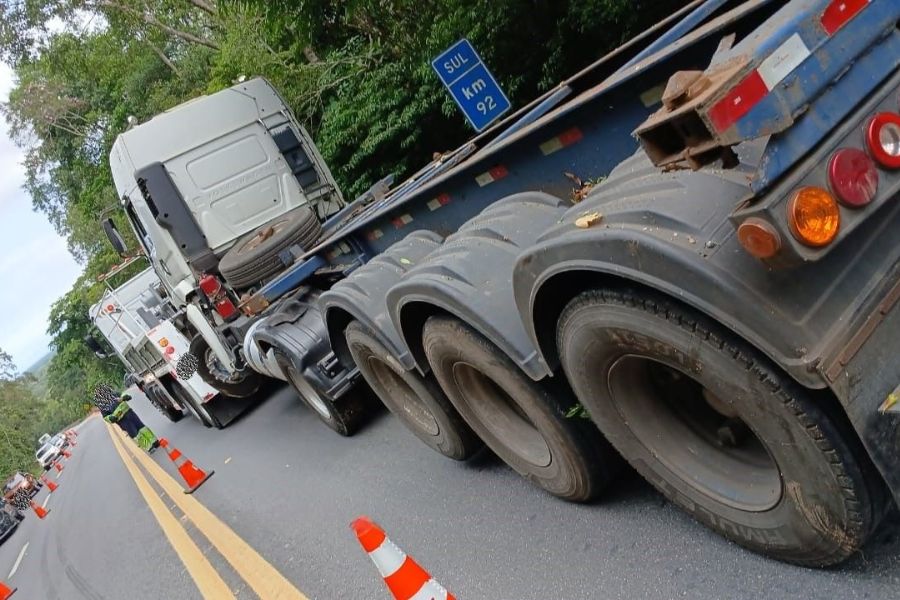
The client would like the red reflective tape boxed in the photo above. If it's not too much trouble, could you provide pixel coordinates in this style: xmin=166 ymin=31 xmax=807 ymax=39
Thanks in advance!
xmin=708 ymin=70 xmax=768 ymax=132
xmin=821 ymin=0 xmax=868 ymax=35
xmin=488 ymin=165 xmax=508 ymax=180
xmin=392 ymin=214 xmax=413 ymax=228
xmin=559 ymin=127 xmax=583 ymax=146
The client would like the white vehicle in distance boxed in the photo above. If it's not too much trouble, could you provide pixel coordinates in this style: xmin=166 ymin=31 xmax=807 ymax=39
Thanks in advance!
xmin=35 ymin=443 xmax=62 ymax=470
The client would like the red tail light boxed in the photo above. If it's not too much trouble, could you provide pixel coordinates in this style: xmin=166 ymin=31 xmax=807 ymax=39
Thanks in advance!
xmin=198 ymin=274 xmax=238 ymax=320
xmin=199 ymin=274 xmax=221 ymax=296
xmin=827 ymin=148 xmax=878 ymax=208
xmin=215 ymin=299 xmax=237 ymax=319
xmin=865 ymin=112 xmax=900 ymax=169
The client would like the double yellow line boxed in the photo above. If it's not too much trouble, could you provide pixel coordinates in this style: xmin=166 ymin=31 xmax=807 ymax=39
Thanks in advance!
xmin=106 ymin=424 xmax=309 ymax=600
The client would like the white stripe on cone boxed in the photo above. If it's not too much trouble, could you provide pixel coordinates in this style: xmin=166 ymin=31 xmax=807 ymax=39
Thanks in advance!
xmin=369 ymin=538 xmax=407 ymax=577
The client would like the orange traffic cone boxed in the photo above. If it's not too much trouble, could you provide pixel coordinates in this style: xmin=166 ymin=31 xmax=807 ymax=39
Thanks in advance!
xmin=0 ymin=581 xmax=16 ymax=598
xmin=40 ymin=475 xmax=58 ymax=493
xmin=61 ymin=449 xmax=72 ymax=459
xmin=29 ymin=499 xmax=50 ymax=520
xmin=351 ymin=516 xmax=455 ymax=600
xmin=53 ymin=461 xmax=64 ymax=474
xmin=159 ymin=439 xmax=214 ymax=494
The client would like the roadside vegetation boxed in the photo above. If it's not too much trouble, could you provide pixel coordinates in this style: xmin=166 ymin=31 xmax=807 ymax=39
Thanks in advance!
xmin=0 ymin=0 xmax=689 ymax=445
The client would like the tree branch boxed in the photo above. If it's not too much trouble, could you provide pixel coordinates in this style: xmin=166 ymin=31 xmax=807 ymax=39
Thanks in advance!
xmin=97 ymin=0 xmax=220 ymax=50
xmin=147 ymin=41 xmax=180 ymax=76
xmin=187 ymin=0 xmax=217 ymax=16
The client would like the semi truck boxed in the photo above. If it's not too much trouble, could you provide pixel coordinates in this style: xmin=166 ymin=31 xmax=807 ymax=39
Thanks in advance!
xmin=102 ymin=0 xmax=899 ymax=566
xmin=86 ymin=261 xmax=231 ymax=427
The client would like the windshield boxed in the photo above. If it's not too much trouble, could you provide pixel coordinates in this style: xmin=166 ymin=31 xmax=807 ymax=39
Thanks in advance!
xmin=37 ymin=444 xmax=55 ymax=458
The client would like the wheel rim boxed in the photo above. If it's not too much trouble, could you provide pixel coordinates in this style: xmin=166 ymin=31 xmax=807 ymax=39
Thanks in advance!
xmin=366 ymin=356 xmax=439 ymax=436
xmin=451 ymin=362 xmax=551 ymax=467
xmin=238 ymin=218 xmax=290 ymax=254
xmin=203 ymin=347 xmax=244 ymax=385
xmin=287 ymin=366 xmax=331 ymax=419
xmin=606 ymin=355 xmax=783 ymax=511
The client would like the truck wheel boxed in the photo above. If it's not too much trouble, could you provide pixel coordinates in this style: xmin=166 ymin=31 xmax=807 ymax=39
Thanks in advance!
xmin=189 ymin=335 xmax=261 ymax=399
xmin=146 ymin=386 xmax=184 ymax=423
xmin=345 ymin=320 xmax=482 ymax=460
xmin=422 ymin=316 xmax=619 ymax=502
xmin=276 ymin=353 xmax=369 ymax=437
xmin=167 ymin=380 xmax=217 ymax=429
xmin=218 ymin=206 xmax=322 ymax=289
xmin=557 ymin=288 xmax=887 ymax=566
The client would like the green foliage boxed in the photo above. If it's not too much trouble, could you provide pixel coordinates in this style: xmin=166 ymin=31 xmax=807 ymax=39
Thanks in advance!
xmin=0 ymin=348 xmax=62 ymax=475
xmin=0 ymin=0 xmax=690 ymax=438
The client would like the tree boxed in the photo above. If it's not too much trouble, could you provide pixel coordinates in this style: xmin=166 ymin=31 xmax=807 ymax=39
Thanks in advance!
xmin=0 ymin=0 xmax=692 ymax=455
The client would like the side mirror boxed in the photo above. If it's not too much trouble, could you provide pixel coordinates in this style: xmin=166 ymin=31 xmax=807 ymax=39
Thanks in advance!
xmin=83 ymin=333 xmax=110 ymax=359
xmin=102 ymin=217 xmax=128 ymax=256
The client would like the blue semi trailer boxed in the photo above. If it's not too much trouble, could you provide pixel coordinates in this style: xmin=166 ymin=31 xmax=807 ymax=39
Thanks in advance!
xmin=105 ymin=0 xmax=900 ymax=565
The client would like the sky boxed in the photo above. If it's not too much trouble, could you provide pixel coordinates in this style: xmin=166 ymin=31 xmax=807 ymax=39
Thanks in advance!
xmin=0 ymin=63 xmax=82 ymax=373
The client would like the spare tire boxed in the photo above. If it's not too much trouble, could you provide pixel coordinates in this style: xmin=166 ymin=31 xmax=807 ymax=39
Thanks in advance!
xmin=219 ymin=206 xmax=322 ymax=288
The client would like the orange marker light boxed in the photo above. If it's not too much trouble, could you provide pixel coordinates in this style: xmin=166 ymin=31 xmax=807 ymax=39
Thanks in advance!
xmin=737 ymin=218 xmax=781 ymax=259
xmin=787 ymin=187 xmax=840 ymax=247
xmin=159 ymin=338 xmax=169 ymax=348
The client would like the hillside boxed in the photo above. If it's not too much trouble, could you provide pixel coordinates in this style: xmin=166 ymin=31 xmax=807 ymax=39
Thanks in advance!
xmin=24 ymin=351 xmax=54 ymax=398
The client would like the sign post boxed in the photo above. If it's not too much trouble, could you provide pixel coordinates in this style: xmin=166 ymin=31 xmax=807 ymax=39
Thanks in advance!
xmin=432 ymin=39 xmax=511 ymax=132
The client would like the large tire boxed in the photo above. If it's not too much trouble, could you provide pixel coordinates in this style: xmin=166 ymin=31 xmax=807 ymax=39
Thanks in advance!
xmin=218 ymin=207 xmax=322 ymax=289
xmin=276 ymin=352 xmax=370 ymax=437
xmin=189 ymin=335 xmax=261 ymax=399
xmin=165 ymin=379 xmax=218 ymax=428
xmin=146 ymin=385 xmax=184 ymax=423
xmin=422 ymin=316 xmax=620 ymax=502
xmin=557 ymin=288 xmax=887 ymax=566
xmin=345 ymin=320 xmax=482 ymax=460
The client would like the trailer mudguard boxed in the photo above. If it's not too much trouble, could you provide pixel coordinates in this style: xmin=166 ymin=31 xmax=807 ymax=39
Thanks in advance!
xmin=250 ymin=294 xmax=357 ymax=400
xmin=319 ymin=231 xmax=443 ymax=371
xmin=513 ymin=147 xmax=900 ymax=392
xmin=387 ymin=192 xmax=568 ymax=379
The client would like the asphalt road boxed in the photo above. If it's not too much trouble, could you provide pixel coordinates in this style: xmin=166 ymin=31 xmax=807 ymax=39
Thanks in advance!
xmin=2 ymin=384 xmax=898 ymax=599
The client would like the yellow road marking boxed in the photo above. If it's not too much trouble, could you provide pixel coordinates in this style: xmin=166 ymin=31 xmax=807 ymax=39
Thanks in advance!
xmin=106 ymin=425 xmax=236 ymax=600
xmin=115 ymin=428 xmax=309 ymax=600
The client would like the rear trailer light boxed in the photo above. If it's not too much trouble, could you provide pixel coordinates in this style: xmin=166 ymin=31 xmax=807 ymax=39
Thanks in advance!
xmin=865 ymin=112 xmax=900 ymax=169
xmin=737 ymin=218 xmax=781 ymax=259
xmin=827 ymin=148 xmax=878 ymax=208
xmin=215 ymin=299 xmax=238 ymax=320
xmin=199 ymin=274 xmax=222 ymax=296
xmin=787 ymin=187 xmax=840 ymax=247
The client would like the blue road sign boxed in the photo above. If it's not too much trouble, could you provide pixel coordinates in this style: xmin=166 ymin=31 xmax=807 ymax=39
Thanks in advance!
xmin=432 ymin=39 xmax=511 ymax=132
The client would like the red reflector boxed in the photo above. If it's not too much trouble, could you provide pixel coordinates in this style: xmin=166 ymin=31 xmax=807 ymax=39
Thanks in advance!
xmin=488 ymin=165 xmax=509 ymax=180
xmin=821 ymin=0 xmax=867 ymax=36
xmin=828 ymin=148 xmax=878 ymax=208
xmin=865 ymin=112 xmax=900 ymax=169
xmin=708 ymin=70 xmax=768 ymax=132
xmin=215 ymin=299 xmax=237 ymax=319
xmin=199 ymin=274 xmax=221 ymax=296
xmin=558 ymin=128 xmax=583 ymax=146
xmin=437 ymin=193 xmax=451 ymax=206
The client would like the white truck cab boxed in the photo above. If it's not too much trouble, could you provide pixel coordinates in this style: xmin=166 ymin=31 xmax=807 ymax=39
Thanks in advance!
xmin=109 ymin=77 xmax=343 ymax=306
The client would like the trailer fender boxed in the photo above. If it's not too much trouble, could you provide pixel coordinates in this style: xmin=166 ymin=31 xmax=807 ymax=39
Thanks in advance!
xmin=388 ymin=192 xmax=568 ymax=379
xmin=250 ymin=294 xmax=356 ymax=400
xmin=319 ymin=230 xmax=443 ymax=371
xmin=513 ymin=149 xmax=900 ymax=391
